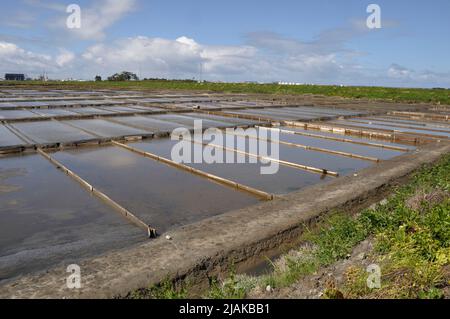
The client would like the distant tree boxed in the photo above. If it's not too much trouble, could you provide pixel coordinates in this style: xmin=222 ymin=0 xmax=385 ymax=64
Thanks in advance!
xmin=107 ymin=71 xmax=139 ymax=81
xmin=95 ymin=75 xmax=102 ymax=81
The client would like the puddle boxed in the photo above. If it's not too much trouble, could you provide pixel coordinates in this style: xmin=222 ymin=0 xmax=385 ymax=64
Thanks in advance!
xmin=0 ymin=153 xmax=143 ymax=281
xmin=52 ymin=146 xmax=259 ymax=233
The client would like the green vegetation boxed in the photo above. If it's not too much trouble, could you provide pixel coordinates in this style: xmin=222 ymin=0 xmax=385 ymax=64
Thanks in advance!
xmin=127 ymin=277 xmax=188 ymax=299
xmin=107 ymin=71 xmax=139 ymax=81
xmin=1 ymin=80 xmax=450 ymax=105
xmin=132 ymin=154 xmax=449 ymax=299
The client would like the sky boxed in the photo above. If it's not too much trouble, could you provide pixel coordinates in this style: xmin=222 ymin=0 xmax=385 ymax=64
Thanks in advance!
xmin=0 ymin=0 xmax=449 ymax=87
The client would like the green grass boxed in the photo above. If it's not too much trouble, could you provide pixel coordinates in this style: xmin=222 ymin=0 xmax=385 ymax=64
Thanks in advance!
xmin=127 ymin=277 xmax=188 ymax=299
xmin=209 ymin=155 xmax=450 ymax=299
xmin=2 ymin=80 xmax=450 ymax=105
xmin=128 ymin=155 xmax=449 ymax=299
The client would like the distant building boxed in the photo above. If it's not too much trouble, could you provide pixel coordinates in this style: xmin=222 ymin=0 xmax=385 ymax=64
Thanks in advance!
xmin=5 ymin=74 xmax=25 ymax=81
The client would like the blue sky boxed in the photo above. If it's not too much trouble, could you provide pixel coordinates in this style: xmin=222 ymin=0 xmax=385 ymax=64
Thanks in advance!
xmin=1 ymin=0 xmax=449 ymax=87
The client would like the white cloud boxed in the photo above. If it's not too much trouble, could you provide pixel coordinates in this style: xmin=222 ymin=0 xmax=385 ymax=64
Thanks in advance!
xmin=388 ymin=64 xmax=413 ymax=79
xmin=2 ymin=35 xmax=449 ymax=88
xmin=387 ymin=64 xmax=450 ymax=87
xmin=0 ymin=41 xmax=76 ymax=77
xmin=0 ymin=41 xmax=52 ymax=72
xmin=56 ymin=49 xmax=75 ymax=67
xmin=80 ymin=35 xmax=341 ymax=82
xmin=66 ymin=0 xmax=137 ymax=40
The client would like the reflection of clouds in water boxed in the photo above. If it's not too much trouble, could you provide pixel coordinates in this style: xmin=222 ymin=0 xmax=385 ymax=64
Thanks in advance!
xmin=0 ymin=185 xmax=21 ymax=193
xmin=0 ymin=168 xmax=27 ymax=194
xmin=73 ymin=148 xmax=138 ymax=169
xmin=42 ymin=208 xmax=77 ymax=221
xmin=103 ymin=154 xmax=138 ymax=169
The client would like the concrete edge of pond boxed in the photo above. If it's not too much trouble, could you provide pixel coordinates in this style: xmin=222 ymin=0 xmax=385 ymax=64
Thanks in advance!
xmin=1 ymin=141 xmax=449 ymax=299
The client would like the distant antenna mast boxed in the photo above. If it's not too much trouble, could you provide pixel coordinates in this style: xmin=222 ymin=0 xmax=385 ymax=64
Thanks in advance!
xmin=199 ymin=61 xmax=203 ymax=82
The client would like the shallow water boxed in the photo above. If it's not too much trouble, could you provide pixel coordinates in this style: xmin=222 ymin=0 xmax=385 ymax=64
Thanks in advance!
xmin=283 ymin=106 xmax=364 ymax=116
xmin=0 ymin=153 xmax=143 ymax=281
xmin=330 ymin=120 xmax=450 ymax=138
xmin=228 ymin=133 xmax=373 ymax=176
xmin=52 ymin=146 xmax=259 ymax=233
xmin=0 ymin=125 xmax=25 ymax=147
xmin=152 ymin=113 xmax=236 ymax=128
xmin=368 ymin=116 xmax=450 ymax=129
xmin=63 ymin=119 xmax=152 ymax=138
xmin=351 ymin=118 xmax=450 ymax=132
xmin=69 ymin=107 xmax=117 ymax=115
xmin=33 ymin=108 xmax=80 ymax=117
xmin=224 ymin=109 xmax=321 ymax=121
xmin=129 ymin=139 xmax=334 ymax=195
xmin=111 ymin=115 xmax=191 ymax=133
xmin=182 ymin=113 xmax=261 ymax=126
xmin=0 ymin=110 xmax=39 ymax=120
xmin=279 ymin=126 xmax=416 ymax=150
xmin=11 ymin=121 xmax=96 ymax=144
xmin=278 ymin=131 xmax=405 ymax=160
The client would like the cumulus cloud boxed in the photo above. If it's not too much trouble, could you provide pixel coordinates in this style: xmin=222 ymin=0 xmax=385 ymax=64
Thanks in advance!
xmin=2 ymin=35 xmax=449 ymax=87
xmin=79 ymin=35 xmax=348 ymax=83
xmin=0 ymin=41 xmax=51 ymax=71
xmin=22 ymin=0 xmax=137 ymax=41
xmin=82 ymin=36 xmax=261 ymax=80
xmin=388 ymin=64 xmax=450 ymax=87
xmin=0 ymin=41 xmax=74 ymax=75
xmin=65 ymin=0 xmax=137 ymax=40
xmin=55 ymin=49 xmax=75 ymax=67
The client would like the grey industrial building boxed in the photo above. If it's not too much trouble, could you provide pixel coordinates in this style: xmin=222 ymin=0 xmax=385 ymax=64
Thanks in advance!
xmin=5 ymin=74 xmax=25 ymax=81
